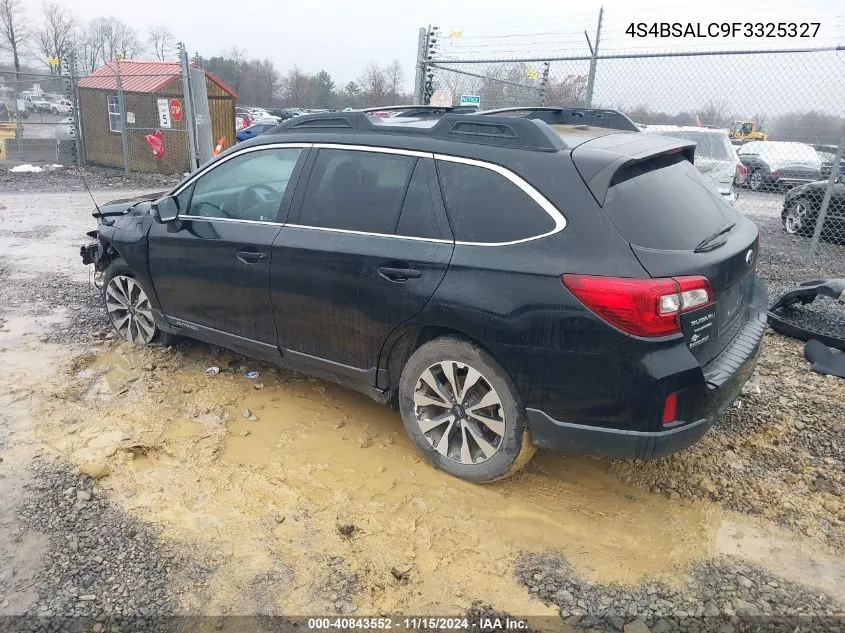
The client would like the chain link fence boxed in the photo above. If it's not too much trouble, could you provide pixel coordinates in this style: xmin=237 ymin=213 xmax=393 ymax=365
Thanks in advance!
xmin=417 ymin=23 xmax=845 ymax=333
xmin=0 ymin=68 xmax=78 ymax=164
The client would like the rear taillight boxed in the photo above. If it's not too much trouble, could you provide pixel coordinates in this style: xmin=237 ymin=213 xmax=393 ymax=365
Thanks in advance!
xmin=561 ymin=275 xmax=714 ymax=338
xmin=736 ymin=164 xmax=748 ymax=183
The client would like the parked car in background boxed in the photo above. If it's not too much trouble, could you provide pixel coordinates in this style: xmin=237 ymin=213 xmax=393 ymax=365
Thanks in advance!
xmin=235 ymin=121 xmax=278 ymax=142
xmin=51 ymin=99 xmax=73 ymax=115
xmin=80 ymin=107 xmax=766 ymax=483
xmin=782 ymin=176 xmax=845 ymax=237
xmin=235 ymin=108 xmax=253 ymax=130
xmin=737 ymin=141 xmax=822 ymax=192
xmin=642 ymin=125 xmax=744 ymax=204
xmin=32 ymin=97 xmax=53 ymax=113
xmin=270 ymin=108 xmax=296 ymax=121
xmin=818 ymin=150 xmax=845 ymax=180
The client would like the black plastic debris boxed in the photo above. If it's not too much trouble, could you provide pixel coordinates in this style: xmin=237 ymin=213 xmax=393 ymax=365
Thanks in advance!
xmin=768 ymin=278 xmax=845 ymax=352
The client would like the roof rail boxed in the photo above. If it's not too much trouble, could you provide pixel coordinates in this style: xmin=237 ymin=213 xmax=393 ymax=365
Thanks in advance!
xmin=477 ymin=107 xmax=639 ymax=132
xmin=360 ymin=105 xmax=480 ymax=118
xmin=275 ymin=111 xmax=564 ymax=151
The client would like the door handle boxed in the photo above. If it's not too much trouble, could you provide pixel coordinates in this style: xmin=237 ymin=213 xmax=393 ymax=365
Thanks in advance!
xmin=237 ymin=251 xmax=267 ymax=264
xmin=378 ymin=266 xmax=422 ymax=282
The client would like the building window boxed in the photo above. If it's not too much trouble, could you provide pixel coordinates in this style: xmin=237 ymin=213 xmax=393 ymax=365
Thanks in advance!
xmin=107 ymin=95 xmax=122 ymax=133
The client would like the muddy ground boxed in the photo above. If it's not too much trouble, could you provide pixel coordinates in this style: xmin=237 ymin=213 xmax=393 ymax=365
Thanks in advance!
xmin=0 ymin=176 xmax=844 ymax=633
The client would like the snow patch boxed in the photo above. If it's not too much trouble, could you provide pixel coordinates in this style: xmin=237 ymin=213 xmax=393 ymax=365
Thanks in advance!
xmin=9 ymin=164 xmax=44 ymax=173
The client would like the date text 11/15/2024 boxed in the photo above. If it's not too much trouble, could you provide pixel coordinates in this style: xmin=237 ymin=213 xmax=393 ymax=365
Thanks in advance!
xmin=307 ymin=618 xmax=529 ymax=630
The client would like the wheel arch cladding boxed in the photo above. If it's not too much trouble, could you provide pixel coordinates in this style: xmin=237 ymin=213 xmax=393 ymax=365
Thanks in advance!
xmin=381 ymin=324 xmax=508 ymax=403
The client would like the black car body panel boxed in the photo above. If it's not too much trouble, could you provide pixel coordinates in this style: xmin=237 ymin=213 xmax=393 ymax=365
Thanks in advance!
xmin=81 ymin=109 xmax=766 ymax=461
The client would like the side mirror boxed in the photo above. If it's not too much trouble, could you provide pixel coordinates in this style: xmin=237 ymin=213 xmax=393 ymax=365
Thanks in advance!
xmin=151 ymin=195 xmax=179 ymax=223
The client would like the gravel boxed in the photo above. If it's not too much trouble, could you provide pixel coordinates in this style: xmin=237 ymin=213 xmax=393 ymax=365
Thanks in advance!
xmin=12 ymin=462 xmax=214 ymax=626
xmin=517 ymin=551 xmax=843 ymax=632
xmin=0 ymin=165 xmax=180 ymax=194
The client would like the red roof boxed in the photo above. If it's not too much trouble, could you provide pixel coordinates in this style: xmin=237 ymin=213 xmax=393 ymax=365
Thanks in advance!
xmin=78 ymin=60 xmax=237 ymax=99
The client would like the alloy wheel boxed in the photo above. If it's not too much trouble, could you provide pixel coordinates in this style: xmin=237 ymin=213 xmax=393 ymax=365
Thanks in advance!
xmin=105 ymin=275 xmax=157 ymax=344
xmin=413 ymin=360 xmax=505 ymax=465
xmin=750 ymin=171 xmax=763 ymax=191
xmin=785 ymin=203 xmax=807 ymax=234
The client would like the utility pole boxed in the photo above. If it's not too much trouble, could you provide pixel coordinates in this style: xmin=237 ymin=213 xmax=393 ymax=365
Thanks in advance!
xmin=584 ymin=7 xmax=603 ymax=108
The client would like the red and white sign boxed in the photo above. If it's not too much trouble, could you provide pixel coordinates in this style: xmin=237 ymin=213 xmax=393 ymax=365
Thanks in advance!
xmin=169 ymin=98 xmax=184 ymax=122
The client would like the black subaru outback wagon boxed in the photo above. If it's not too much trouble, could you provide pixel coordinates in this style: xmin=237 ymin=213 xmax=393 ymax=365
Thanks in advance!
xmin=81 ymin=107 xmax=766 ymax=482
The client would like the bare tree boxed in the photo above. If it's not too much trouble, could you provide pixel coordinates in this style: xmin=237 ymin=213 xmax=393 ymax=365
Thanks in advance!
xmin=147 ymin=25 xmax=174 ymax=61
xmin=385 ymin=59 xmax=403 ymax=105
xmin=359 ymin=62 xmax=387 ymax=107
xmin=78 ymin=21 xmax=105 ymax=75
xmin=0 ymin=0 xmax=29 ymax=77
xmin=33 ymin=3 xmax=77 ymax=75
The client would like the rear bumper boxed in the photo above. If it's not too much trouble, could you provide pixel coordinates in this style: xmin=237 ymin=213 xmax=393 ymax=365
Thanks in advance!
xmin=526 ymin=279 xmax=767 ymax=459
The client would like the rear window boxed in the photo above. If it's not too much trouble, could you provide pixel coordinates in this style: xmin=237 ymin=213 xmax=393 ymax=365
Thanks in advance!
xmin=660 ymin=131 xmax=733 ymax=162
xmin=603 ymin=154 xmax=739 ymax=251
xmin=759 ymin=142 xmax=820 ymax=163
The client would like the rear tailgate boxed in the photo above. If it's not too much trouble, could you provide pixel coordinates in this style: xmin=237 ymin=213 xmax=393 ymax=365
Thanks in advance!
xmin=571 ymin=133 xmax=759 ymax=365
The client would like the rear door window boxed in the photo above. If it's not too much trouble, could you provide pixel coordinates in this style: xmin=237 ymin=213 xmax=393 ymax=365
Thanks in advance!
xmin=436 ymin=159 xmax=556 ymax=244
xmin=395 ymin=159 xmax=443 ymax=239
xmin=298 ymin=148 xmax=416 ymax=234
xmin=603 ymin=154 xmax=740 ymax=251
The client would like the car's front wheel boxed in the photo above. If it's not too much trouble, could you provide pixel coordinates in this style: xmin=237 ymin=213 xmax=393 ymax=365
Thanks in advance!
xmin=103 ymin=259 xmax=172 ymax=346
xmin=398 ymin=336 xmax=535 ymax=482
xmin=783 ymin=200 xmax=816 ymax=236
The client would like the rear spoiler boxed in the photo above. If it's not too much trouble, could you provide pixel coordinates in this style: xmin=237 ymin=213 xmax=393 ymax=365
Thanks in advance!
xmin=571 ymin=134 xmax=696 ymax=206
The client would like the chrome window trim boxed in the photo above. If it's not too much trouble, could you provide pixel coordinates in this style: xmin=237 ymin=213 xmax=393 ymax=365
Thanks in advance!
xmin=171 ymin=143 xmax=312 ymax=225
xmin=167 ymin=142 xmax=567 ymax=247
xmin=284 ymin=223 xmax=452 ymax=244
xmin=179 ymin=216 xmax=281 ymax=227
xmin=433 ymin=153 xmax=567 ymax=247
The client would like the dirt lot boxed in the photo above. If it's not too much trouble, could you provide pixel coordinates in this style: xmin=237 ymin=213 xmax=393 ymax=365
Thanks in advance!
xmin=1 ymin=170 xmax=844 ymax=632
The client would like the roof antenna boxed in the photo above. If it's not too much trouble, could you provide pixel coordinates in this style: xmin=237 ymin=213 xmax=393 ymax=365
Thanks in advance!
xmin=73 ymin=164 xmax=101 ymax=216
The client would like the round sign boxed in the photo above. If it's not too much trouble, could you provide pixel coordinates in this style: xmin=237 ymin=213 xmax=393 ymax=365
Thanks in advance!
xmin=429 ymin=90 xmax=453 ymax=107
xmin=169 ymin=99 xmax=184 ymax=122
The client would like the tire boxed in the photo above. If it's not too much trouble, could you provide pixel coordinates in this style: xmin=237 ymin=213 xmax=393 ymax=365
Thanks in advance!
xmin=398 ymin=336 xmax=535 ymax=483
xmin=102 ymin=258 xmax=172 ymax=346
xmin=749 ymin=170 xmax=765 ymax=192
xmin=783 ymin=200 xmax=816 ymax=237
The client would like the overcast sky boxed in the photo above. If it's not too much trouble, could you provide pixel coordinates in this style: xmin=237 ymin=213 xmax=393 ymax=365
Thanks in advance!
xmin=16 ymin=0 xmax=845 ymax=85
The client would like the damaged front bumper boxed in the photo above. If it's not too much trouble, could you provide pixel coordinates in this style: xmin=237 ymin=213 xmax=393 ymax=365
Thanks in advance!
xmin=80 ymin=230 xmax=106 ymax=288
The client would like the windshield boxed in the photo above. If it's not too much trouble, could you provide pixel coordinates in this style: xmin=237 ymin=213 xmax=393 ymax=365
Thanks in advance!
xmin=604 ymin=154 xmax=740 ymax=251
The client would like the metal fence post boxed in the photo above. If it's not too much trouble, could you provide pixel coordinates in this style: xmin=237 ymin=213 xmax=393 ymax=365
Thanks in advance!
xmin=584 ymin=6 xmax=603 ymax=108
xmin=179 ymin=43 xmax=199 ymax=172
xmin=539 ymin=61 xmax=551 ymax=105
xmin=114 ymin=63 xmax=130 ymax=174
xmin=807 ymin=123 xmax=845 ymax=263
xmin=64 ymin=53 xmax=86 ymax=166
xmin=414 ymin=27 xmax=427 ymax=105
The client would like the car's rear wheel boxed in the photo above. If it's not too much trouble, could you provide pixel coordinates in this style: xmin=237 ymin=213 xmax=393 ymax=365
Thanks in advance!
xmin=783 ymin=200 xmax=815 ymax=236
xmin=749 ymin=170 xmax=765 ymax=191
xmin=103 ymin=259 xmax=172 ymax=346
xmin=398 ymin=336 xmax=535 ymax=482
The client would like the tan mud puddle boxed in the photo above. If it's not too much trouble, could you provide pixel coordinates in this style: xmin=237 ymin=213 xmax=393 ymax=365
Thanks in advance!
xmin=35 ymin=343 xmax=840 ymax=615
